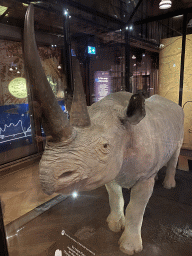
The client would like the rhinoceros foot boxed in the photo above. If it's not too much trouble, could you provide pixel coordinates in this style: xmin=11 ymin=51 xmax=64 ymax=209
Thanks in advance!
xmin=163 ymin=174 xmax=176 ymax=189
xmin=106 ymin=213 xmax=125 ymax=232
xmin=118 ymin=231 xmax=143 ymax=255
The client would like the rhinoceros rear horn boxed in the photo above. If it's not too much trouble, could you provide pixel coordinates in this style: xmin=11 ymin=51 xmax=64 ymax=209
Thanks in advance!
xmin=24 ymin=4 xmax=72 ymax=140
xmin=70 ymin=58 xmax=91 ymax=127
xmin=126 ymin=93 xmax=146 ymax=125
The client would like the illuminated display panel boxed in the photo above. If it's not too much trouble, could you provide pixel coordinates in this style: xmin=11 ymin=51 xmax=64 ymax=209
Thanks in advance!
xmin=0 ymin=101 xmax=66 ymax=153
xmin=88 ymin=46 xmax=96 ymax=55
xmin=94 ymin=71 xmax=111 ymax=102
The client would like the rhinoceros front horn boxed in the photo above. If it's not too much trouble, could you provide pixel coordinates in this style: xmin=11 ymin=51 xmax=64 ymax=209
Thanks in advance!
xmin=24 ymin=4 xmax=72 ymax=141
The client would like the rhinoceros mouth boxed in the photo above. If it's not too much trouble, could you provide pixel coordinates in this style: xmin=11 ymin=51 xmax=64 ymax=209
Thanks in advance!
xmin=40 ymin=179 xmax=56 ymax=195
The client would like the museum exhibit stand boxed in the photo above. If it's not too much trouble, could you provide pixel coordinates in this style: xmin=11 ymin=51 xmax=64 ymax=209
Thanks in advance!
xmin=0 ymin=0 xmax=192 ymax=255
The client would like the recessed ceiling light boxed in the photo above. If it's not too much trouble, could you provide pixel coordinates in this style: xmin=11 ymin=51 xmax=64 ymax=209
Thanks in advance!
xmin=173 ymin=15 xmax=183 ymax=18
xmin=159 ymin=0 xmax=172 ymax=9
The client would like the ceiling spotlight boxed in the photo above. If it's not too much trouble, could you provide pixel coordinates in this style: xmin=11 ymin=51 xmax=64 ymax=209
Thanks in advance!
xmin=125 ymin=25 xmax=133 ymax=31
xmin=159 ymin=0 xmax=172 ymax=9
xmin=132 ymin=55 xmax=136 ymax=59
xmin=129 ymin=25 xmax=133 ymax=30
xmin=64 ymin=10 xmax=68 ymax=16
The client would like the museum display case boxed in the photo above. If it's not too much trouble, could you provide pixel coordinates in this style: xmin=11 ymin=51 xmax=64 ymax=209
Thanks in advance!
xmin=0 ymin=39 xmax=65 ymax=165
xmin=0 ymin=0 xmax=192 ymax=255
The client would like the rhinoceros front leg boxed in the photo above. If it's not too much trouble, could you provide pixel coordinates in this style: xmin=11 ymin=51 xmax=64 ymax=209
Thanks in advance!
xmin=119 ymin=177 xmax=155 ymax=255
xmin=105 ymin=181 xmax=125 ymax=232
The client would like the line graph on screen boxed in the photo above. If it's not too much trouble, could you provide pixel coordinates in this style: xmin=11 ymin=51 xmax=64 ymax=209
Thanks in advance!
xmin=0 ymin=120 xmax=32 ymax=144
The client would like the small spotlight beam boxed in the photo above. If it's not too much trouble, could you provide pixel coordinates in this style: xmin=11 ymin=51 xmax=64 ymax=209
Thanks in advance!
xmin=72 ymin=191 xmax=78 ymax=198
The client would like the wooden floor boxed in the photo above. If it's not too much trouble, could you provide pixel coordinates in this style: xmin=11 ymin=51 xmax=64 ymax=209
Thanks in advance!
xmin=0 ymin=161 xmax=58 ymax=226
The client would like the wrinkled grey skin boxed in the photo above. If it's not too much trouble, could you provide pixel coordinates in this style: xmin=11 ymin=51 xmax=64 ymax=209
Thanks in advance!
xmin=24 ymin=5 xmax=184 ymax=255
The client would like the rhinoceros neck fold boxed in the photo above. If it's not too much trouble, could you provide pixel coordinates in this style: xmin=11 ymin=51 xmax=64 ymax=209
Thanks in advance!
xmin=23 ymin=4 xmax=72 ymax=140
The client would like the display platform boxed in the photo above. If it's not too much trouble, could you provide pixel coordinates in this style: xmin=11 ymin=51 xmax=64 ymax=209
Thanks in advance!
xmin=5 ymin=168 xmax=192 ymax=256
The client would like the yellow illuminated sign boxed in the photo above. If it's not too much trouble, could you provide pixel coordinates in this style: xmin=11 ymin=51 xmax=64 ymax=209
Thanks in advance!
xmin=8 ymin=78 xmax=27 ymax=98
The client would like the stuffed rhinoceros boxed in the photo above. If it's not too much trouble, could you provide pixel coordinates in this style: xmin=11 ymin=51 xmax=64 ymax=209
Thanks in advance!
xmin=23 ymin=5 xmax=184 ymax=255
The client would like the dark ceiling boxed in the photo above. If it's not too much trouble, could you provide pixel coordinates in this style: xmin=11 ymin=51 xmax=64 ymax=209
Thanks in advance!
xmin=0 ymin=0 xmax=192 ymax=50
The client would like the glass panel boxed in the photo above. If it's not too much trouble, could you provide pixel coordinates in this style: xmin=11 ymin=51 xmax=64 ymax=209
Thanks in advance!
xmin=183 ymin=13 xmax=192 ymax=149
xmin=0 ymin=40 xmax=65 ymax=165
xmin=71 ymin=31 xmax=125 ymax=105
xmin=130 ymin=47 xmax=158 ymax=97
xmin=157 ymin=17 xmax=183 ymax=104
xmin=0 ymin=40 xmax=38 ymax=165
xmin=1 ymin=1 xmax=191 ymax=256
xmin=0 ymin=4 xmax=126 ymax=255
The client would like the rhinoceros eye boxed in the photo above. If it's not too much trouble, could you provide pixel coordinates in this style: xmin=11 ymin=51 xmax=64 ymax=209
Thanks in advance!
xmin=94 ymin=138 xmax=110 ymax=162
xmin=103 ymin=143 xmax=108 ymax=148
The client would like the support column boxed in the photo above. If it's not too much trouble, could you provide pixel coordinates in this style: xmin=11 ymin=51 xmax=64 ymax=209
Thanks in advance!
xmin=85 ymin=56 xmax=90 ymax=106
xmin=0 ymin=199 xmax=9 ymax=256
xmin=124 ymin=0 xmax=144 ymax=93
xmin=179 ymin=12 xmax=187 ymax=107
xmin=63 ymin=13 xmax=73 ymax=96
xmin=125 ymin=29 xmax=131 ymax=92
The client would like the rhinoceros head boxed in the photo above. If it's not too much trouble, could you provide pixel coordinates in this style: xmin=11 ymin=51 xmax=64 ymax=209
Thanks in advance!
xmin=24 ymin=5 xmax=145 ymax=195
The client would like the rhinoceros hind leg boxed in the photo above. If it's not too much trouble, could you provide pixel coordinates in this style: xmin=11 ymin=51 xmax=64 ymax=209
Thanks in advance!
xmin=163 ymin=144 xmax=182 ymax=189
xmin=105 ymin=181 xmax=125 ymax=232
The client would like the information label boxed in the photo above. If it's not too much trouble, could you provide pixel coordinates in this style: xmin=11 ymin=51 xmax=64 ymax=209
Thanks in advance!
xmin=94 ymin=71 xmax=111 ymax=102
xmin=55 ymin=230 xmax=96 ymax=256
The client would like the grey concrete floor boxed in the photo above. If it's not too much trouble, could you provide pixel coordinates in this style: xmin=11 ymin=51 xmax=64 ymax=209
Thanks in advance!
xmin=7 ymin=168 xmax=192 ymax=256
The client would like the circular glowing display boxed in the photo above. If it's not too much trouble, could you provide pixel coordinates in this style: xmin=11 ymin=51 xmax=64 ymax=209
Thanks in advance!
xmin=8 ymin=78 xmax=27 ymax=98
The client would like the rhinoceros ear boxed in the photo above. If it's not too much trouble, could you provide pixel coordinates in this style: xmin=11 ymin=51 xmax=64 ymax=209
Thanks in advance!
xmin=126 ymin=93 xmax=146 ymax=125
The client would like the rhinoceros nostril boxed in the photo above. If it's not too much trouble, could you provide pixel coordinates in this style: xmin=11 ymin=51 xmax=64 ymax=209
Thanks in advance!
xmin=59 ymin=171 xmax=74 ymax=179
